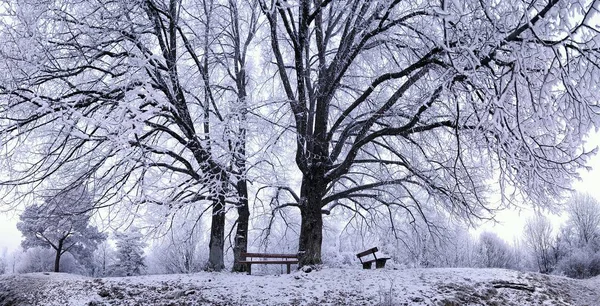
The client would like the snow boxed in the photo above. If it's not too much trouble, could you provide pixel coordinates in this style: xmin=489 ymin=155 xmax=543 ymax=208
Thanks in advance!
xmin=0 ymin=267 xmax=597 ymax=305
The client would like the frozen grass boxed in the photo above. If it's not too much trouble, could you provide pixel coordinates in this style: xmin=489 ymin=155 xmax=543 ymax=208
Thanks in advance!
xmin=0 ymin=267 xmax=598 ymax=305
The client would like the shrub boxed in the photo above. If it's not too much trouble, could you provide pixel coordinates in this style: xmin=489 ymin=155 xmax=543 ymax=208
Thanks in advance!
xmin=555 ymin=247 xmax=600 ymax=279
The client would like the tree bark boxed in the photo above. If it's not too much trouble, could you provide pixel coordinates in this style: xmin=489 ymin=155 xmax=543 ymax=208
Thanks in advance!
xmin=232 ymin=178 xmax=249 ymax=272
xmin=54 ymin=240 xmax=63 ymax=273
xmin=231 ymin=93 xmax=249 ymax=273
xmin=207 ymin=190 xmax=227 ymax=271
xmin=298 ymin=175 xmax=326 ymax=267
xmin=229 ymin=4 xmax=251 ymax=270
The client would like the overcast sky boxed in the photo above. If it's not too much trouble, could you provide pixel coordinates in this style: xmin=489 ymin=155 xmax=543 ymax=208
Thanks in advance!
xmin=477 ymin=131 xmax=600 ymax=240
xmin=0 ymin=209 xmax=22 ymax=252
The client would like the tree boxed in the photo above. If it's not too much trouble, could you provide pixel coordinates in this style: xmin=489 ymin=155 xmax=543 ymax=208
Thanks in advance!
xmin=260 ymin=0 xmax=600 ymax=266
xmin=552 ymin=193 xmax=600 ymax=278
xmin=148 ymin=235 xmax=204 ymax=274
xmin=0 ymin=0 xmax=258 ymax=272
xmin=16 ymin=186 xmax=106 ymax=272
xmin=110 ymin=227 xmax=147 ymax=277
xmin=220 ymin=0 xmax=260 ymax=274
xmin=17 ymin=247 xmax=83 ymax=274
xmin=90 ymin=241 xmax=116 ymax=277
xmin=524 ymin=215 xmax=556 ymax=274
xmin=477 ymin=232 xmax=514 ymax=269
xmin=146 ymin=219 xmax=207 ymax=274
xmin=565 ymin=193 xmax=600 ymax=246
xmin=0 ymin=247 xmax=7 ymax=274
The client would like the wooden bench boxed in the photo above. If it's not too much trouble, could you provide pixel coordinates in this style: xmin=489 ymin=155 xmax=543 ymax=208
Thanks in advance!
xmin=356 ymin=247 xmax=390 ymax=269
xmin=238 ymin=252 xmax=299 ymax=275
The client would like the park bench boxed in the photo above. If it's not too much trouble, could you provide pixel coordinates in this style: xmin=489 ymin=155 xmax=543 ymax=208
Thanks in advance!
xmin=356 ymin=247 xmax=390 ymax=269
xmin=239 ymin=252 xmax=299 ymax=275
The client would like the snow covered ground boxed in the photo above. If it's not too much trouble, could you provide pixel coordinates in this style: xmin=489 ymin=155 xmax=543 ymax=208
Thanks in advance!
xmin=0 ymin=267 xmax=598 ymax=305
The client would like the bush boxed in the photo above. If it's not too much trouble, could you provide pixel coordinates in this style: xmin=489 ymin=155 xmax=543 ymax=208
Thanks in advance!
xmin=321 ymin=250 xmax=357 ymax=268
xmin=477 ymin=232 xmax=514 ymax=269
xmin=555 ymin=248 xmax=600 ymax=279
xmin=0 ymin=258 xmax=5 ymax=274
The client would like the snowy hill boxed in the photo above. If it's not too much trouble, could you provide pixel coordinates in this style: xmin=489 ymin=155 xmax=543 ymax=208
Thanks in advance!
xmin=0 ymin=268 xmax=598 ymax=306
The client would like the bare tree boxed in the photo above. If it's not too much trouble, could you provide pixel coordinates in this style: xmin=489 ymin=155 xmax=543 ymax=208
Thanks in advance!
xmin=0 ymin=248 xmax=7 ymax=274
xmin=524 ymin=214 xmax=556 ymax=273
xmin=0 ymin=0 xmax=256 ymax=271
xmin=566 ymin=193 xmax=600 ymax=245
xmin=551 ymin=193 xmax=600 ymax=278
xmin=260 ymin=0 xmax=600 ymax=266
xmin=91 ymin=241 xmax=116 ymax=277
xmin=215 ymin=0 xmax=260 ymax=273
xmin=477 ymin=232 xmax=514 ymax=269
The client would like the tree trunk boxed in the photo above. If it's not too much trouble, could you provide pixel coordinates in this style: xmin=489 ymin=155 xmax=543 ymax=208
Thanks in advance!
xmin=231 ymin=109 xmax=249 ymax=272
xmin=102 ymin=247 xmax=106 ymax=276
xmin=207 ymin=197 xmax=226 ymax=271
xmin=207 ymin=174 xmax=227 ymax=271
xmin=298 ymin=175 xmax=326 ymax=267
xmin=231 ymin=51 xmax=249 ymax=272
xmin=232 ymin=178 xmax=249 ymax=272
xmin=54 ymin=240 xmax=63 ymax=273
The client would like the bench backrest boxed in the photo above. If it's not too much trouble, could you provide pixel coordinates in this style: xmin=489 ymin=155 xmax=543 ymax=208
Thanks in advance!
xmin=241 ymin=252 xmax=297 ymax=259
xmin=356 ymin=247 xmax=378 ymax=258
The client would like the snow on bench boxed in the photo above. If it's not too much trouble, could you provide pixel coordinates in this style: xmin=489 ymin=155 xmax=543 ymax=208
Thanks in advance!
xmin=238 ymin=252 xmax=299 ymax=275
xmin=356 ymin=247 xmax=390 ymax=269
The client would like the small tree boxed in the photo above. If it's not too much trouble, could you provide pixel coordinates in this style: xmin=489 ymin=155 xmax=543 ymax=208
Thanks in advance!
xmin=477 ymin=232 xmax=514 ymax=269
xmin=149 ymin=231 xmax=204 ymax=274
xmin=90 ymin=241 xmax=116 ymax=277
xmin=566 ymin=193 xmax=600 ymax=246
xmin=553 ymin=194 xmax=600 ymax=279
xmin=0 ymin=247 xmax=7 ymax=274
xmin=110 ymin=228 xmax=146 ymax=277
xmin=16 ymin=186 xmax=106 ymax=272
xmin=524 ymin=215 xmax=556 ymax=274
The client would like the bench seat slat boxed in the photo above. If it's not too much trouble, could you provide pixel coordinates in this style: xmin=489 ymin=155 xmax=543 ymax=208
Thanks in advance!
xmin=241 ymin=253 xmax=298 ymax=259
xmin=356 ymin=247 xmax=390 ymax=270
xmin=362 ymin=258 xmax=391 ymax=264
xmin=356 ymin=247 xmax=378 ymax=258
xmin=238 ymin=252 xmax=299 ymax=275
xmin=238 ymin=260 xmax=299 ymax=264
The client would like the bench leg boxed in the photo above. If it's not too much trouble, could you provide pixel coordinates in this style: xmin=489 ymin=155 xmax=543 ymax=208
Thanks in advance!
xmin=376 ymin=259 xmax=387 ymax=269
xmin=286 ymin=263 xmax=291 ymax=274
xmin=362 ymin=262 xmax=372 ymax=269
xmin=247 ymin=264 xmax=252 ymax=275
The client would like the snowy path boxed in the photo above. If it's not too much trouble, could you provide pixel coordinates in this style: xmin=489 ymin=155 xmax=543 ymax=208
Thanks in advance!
xmin=0 ymin=268 xmax=597 ymax=305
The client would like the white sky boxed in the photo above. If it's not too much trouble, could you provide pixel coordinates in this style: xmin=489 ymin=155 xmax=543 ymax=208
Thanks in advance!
xmin=0 ymin=209 xmax=22 ymax=251
xmin=477 ymin=131 xmax=600 ymax=241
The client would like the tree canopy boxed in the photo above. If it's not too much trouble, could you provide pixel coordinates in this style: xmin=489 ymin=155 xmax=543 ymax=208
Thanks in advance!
xmin=16 ymin=186 xmax=106 ymax=272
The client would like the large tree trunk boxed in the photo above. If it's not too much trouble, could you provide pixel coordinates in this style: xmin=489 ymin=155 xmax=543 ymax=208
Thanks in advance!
xmin=232 ymin=178 xmax=249 ymax=272
xmin=298 ymin=175 xmax=326 ymax=267
xmin=231 ymin=101 xmax=249 ymax=273
xmin=207 ymin=192 xmax=226 ymax=271
xmin=230 ymin=19 xmax=250 ymax=270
